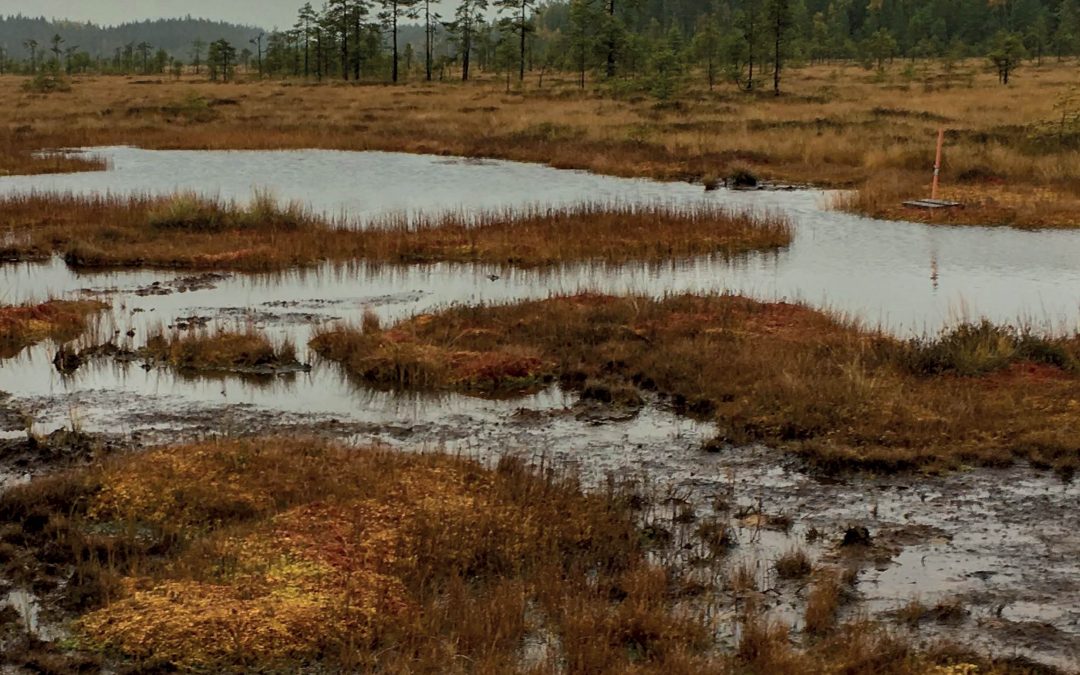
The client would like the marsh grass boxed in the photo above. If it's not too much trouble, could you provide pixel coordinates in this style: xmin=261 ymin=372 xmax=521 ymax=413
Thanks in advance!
xmin=834 ymin=175 xmax=1080 ymax=229
xmin=804 ymin=570 xmax=845 ymax=636
xmin=774 ymin=548 xmax=813 ymax=580
xmin=142 ymin=327 xmax=303 ymax=374
xmin=312 ymin=294 xmax=1080 ymax=473
xmin=145 ymin=189 xmax=308 ymax=233
xmin=0 ymin=192 xmax=791 ymax=271
xmin=896 ymin=597 xmax=969 ymax=627
xmin=0 ymin=136 xmax=105 ymax=177
xmin=1 ymin=62 xmax=1077 ymax=227
xmin=0 ymin=300 xmax=109 ymax=358
xmin=900 ymin=320 xmax=1080 ymax=376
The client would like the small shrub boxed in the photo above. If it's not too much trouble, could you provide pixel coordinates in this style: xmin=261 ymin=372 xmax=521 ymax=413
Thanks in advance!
xmin=728 ymin=165 xmax=760 ymax=188
xmin=775 ymin=548 xmax=812 ymax=580
xmin=902 ymin=321 xmax=1078 ymax=376
xmin=147 ymin=193 xmax=222 ymax=231
xmin=696 ymin=518 xmax=735 ymax=557
xmin=162 ymin=93 xmax=218 ymax=123
xmin=21 ymin=72 xmax=71 ymax=94
xmin=729 ymin=561 xmax=758 ymax=592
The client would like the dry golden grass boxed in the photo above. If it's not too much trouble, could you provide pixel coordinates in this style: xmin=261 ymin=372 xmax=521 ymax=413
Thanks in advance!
xmin=774 ymin=548 xmax=813 ymax=580
xmin=312 ymin=294 xmax=1080 ymax=474
xmin=0 ymin=61 xmax=1077 ymax=227
xmin=0 ymin=192 xmax=790 ymax=271
xmin=0 ymin=134 xmax=105 ymax=177
xmin=836 ymin=175 xmax=1080 ymax=229
xmin=0 ymin=299 xmax=108 ymax=358
xmin=804 ymin=570 xmax=845 ymax=636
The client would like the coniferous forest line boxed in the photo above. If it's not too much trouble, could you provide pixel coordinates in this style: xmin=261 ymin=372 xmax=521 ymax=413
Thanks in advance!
xmin=1 ymin=0 xmax=1077 ymax=92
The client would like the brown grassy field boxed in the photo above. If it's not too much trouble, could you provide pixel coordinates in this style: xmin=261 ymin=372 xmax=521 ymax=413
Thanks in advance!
xmin=0 ymin=192 xmax=790 ymax=271
xmin=0 ymin=300 xmax=108 ymax=358
xmin=312 ymin=294 xmax=1080 ymax=475
xmin=0 ymin=61 xmax=1078 ymax=228
xmin=0 ymin=437 xmax=1035 ymax=674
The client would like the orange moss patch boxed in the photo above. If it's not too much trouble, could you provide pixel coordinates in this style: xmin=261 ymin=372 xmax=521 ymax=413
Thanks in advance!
xmin=79 ymin=450 xmax=527 ymax=669
xmin=312 ymin=321 xmax=556 ymax=394
xmin=0 ymin=299 xmax=108 ymax=358
xmin=0 ymin=437 xmax=1051 ymax=673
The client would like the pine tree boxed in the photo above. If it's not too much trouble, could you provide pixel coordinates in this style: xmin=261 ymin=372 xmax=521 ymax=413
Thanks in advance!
xmin=691 ymin=13 xmax=722 ymax=90
xmin=494 ymin=0 xmax=537 ymax=81
xmin=445 ymin=0 xmax=488 ymax=81
xmin=380 ymin=0 xmax=420 ymax=83
xmin=767 ymin=0 xmax=792 ymax=96
xmin=567 ymin=0 xmax=601 ymax=88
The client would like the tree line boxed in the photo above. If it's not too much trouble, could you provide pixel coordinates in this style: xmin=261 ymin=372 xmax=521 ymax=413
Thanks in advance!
xmin=2 ymin=1 xmax=1078 ymax=92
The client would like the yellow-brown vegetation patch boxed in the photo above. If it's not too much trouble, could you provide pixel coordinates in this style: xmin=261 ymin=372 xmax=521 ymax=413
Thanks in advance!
xmin=142 ymin=328 xmax=302 ymax=373
xmin=1 ymin=438 xmax=711 ymax=672
xmin=0 ymin=299 xmax=108 ymax=358
xmin=836 ymin=176 xmax=1080 ymax=229
xmin=0 ymin=438 xmax=1048 ymax=673
xmin=0 ymin=193 xmax=790 ymax=271
xmin=313 ymin=294 xmax=1080 ymax=473
xmin=0 ymin=62 xmax=1078 ymax=228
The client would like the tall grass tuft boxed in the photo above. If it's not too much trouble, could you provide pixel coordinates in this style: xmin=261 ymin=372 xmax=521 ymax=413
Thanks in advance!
xmin=902 ymin=321 xmax=1079 ymax=376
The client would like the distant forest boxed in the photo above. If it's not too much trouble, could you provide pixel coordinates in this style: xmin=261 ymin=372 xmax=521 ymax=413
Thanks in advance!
xmin=1 ymin=1 xmax=1078 ymax=93
xmin=0 ymin=15 xmax=261 ymax=58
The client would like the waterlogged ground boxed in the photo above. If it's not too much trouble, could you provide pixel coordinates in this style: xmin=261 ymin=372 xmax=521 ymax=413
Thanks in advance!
xmin=1 ymin=149 xmax=1079 ymax=669
xmin=4 ymin=147 xmax=1080 ymax=332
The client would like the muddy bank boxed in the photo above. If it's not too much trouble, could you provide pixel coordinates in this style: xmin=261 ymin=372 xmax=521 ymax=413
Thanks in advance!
xmin=0 ymin=430 xmax=133 ymax=492
xmin=1 ymin=379 xmax=1076 ymax=670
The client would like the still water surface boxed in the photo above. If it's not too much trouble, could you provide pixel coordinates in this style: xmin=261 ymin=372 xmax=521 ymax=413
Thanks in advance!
xmin=1 ymin=146 xmax=1079 ymax=335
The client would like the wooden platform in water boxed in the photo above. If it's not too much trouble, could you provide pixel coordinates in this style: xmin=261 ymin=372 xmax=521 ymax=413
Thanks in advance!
xmin=903 ymin=199 xmax=963 ymax=210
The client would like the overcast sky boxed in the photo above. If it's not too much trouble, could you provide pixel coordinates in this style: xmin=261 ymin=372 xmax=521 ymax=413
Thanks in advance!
xmin=4 ymin=1 xmax=460 ymax=30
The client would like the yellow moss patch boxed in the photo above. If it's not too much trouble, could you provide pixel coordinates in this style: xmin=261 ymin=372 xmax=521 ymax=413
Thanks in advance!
xmin=69 ymin=440 xmax=631 ymax=671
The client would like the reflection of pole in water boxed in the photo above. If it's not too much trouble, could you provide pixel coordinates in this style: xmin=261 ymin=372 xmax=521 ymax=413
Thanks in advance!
xmin=928 ymin=231 xmax=940 ymax=291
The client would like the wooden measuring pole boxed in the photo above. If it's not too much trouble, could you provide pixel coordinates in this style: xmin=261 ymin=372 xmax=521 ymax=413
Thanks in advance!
xmin=931 ymin=127 xmax=945 ymax=201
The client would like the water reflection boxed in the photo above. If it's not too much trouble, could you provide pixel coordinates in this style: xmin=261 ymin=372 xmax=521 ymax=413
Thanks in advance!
xmin=0 ymin=147 xmax=1077 ymax=335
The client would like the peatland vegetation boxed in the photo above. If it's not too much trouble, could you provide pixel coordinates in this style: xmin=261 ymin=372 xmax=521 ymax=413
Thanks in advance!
xmin=140 ymin=327 xmax=305 ymax=375
xmin=0 ymin=437 xmax=1052 ymax=674
xmin=1 ymin=58 xmax=1079 ymax=229
xmin=0 ymin=300 xmax=108 ymax=358
xmin=313 ymin=294 xmax=1080 ymax=475
xmin=0 ymin=192 xmax=790 ymax=271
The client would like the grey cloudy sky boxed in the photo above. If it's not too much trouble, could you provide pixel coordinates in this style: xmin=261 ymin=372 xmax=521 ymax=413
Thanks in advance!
xmin=4 ymin=1 xmax=460 ymax=30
